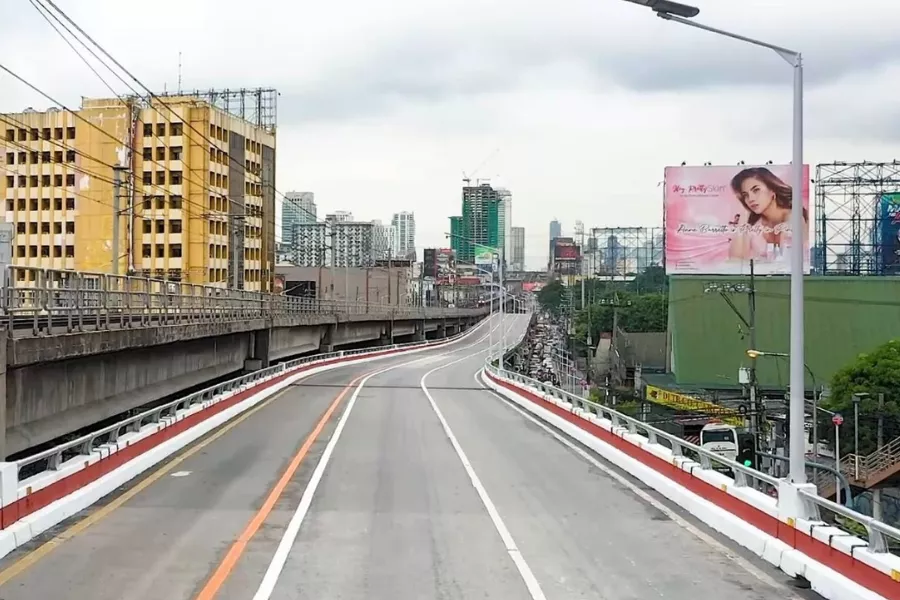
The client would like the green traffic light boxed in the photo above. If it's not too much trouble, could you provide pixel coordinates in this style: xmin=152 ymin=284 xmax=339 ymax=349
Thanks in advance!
xmin=743 ymin=460 xmax=753 ymax=467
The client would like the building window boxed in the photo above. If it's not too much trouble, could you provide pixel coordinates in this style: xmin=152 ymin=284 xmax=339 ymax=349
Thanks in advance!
xmin=65 ymin=221 xmax=74 ymax=234
xmin=29 ymin=222 xmax=37 ymax=234
xmin=41 ymin=222 xmax=50 ymax=234
xmin=171 ymin=123 xmax=183 ymax=136
xmin=143 ymin=196 xmax=152 ymax=210
xmin=170 ymin=171 xmax=182 ymax=185
xmin=42 ymin=128 xmax=51 ymax=140
xmin=65 ymin=150 xmax=75 ymax=162
xmin=156 ymin=196 xmax=165 ymax=209
xmin=156 ymin=243 xmax=165 ymax=256
xmin=156 ymin=123 xmax=166 ymax=137
xmin=170 ymin=244 xmax=182 ymax=258
xmin=5 ymin=130 xmax=13 ymax=141
xmin=42 ymin=175 xmax=51 ymax=186
xmin=170 ymin=146 xmax=182 ymax=161
xmin=66 ymin=127 xmax=75 ymax=140
xmin=170 ymin=219 xmax=182 ymax=233
xmin=54 ymin=174 xmax=62 ymax=187
xmin=169 ymin=195 xmax=182 ymax=209
xmin=16 ymin=223 xmax=25 ymax=234
xmin=65 ymin=245 xmax=74 ymax=258
xmin=156 ymin=220 xmax=165 ymax=234
xmin=65 ymin=174 xmax=75 ymax=186
xmin=53 ymin=222 xmax=62 ymax=234
xmin=54 ymin=127 xmax=63 ymax=140
xmin=65 ymin=197 xmax=75 ymax=210
xmin=54 ymin=151 xmax=63 ymax=163
xmin=143 ymin=172 xmax=152 ymax=185
xmin=142 ymin=147 xmax=152 ymax=160
xmin=156 ymin=171 xmax=165 ymax=185
xmin=41 ymin=198 xmax=50 ymax=210
xmin=142 ymin=244 xmax=152 ymax=258
xmin=156 ymin=147 xmax=165 ymax=161
xmin=54 ymin=198 xmax=62 ymax=210
xmin=143 ymin=220 xmax=152 ymax=234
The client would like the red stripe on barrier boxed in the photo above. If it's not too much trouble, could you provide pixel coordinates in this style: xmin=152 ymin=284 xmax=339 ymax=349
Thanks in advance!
xmin=487 ymin=373 xmax=900 ymax=600
xmin=0 ymin=345 xmax=418 ymax=529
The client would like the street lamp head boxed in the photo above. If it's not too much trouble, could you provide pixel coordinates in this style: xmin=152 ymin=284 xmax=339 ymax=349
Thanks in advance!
xmin=621 ymin=0 xmax=700 ymax=18
xmin=746 ymin=349 xmax=762 ymax=359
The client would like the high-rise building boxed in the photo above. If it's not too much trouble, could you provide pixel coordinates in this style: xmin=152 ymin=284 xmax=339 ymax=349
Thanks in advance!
xmin=282 ymin=191 xmax=315 ymax=243
xmin=549 ymin=219 xmax=562 ymax=241
xmin=331 ymin=220 xmax=374 ymax=267
xmin=325 ymin=211 xmax=353 ymax=223
xmin=496 ymin=188 xmax=512 ymax=264
xmin=455 ymin=183 xmax=502 ymax=264
xmin=291 ymin=222 xmax=328 ymax=266
xmin=510 ymin=226 xmax=525 ymax=271
xmin=391 ymin=211 xmax=416 ymax=260
xmin=372 ymin=219 xmax=393 ymax=261
xmin=449 ymin=216 xmax=463 ymax=256
xmin=0 ymin=95 xmax=277 ymax=290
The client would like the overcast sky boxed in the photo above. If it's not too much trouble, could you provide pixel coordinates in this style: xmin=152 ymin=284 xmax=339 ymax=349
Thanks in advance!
xmin=2 ymin=0 xmax=899 ymax=269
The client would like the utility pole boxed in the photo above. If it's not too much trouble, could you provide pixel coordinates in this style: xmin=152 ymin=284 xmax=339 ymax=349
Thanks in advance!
xmin=874 ymin=393 xmax=885 ymax=520
xmin=748 ymin=260 xmax=761 ymax=448
xmin=112 ymin=166 xmax=128 ymax=275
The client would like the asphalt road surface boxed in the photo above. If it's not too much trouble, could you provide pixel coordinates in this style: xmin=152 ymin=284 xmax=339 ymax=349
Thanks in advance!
xmin=0 ymin=314 xmax=819 ymax=599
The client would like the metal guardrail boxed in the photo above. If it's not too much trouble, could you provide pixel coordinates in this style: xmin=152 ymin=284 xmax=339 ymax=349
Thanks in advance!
xmin=484 ymin=321 xmax=900 ymax=554
xmin=1 ymin=266 xmax=486 ymax=336
xmin=16 ymin=327 xmax=469 ymax=480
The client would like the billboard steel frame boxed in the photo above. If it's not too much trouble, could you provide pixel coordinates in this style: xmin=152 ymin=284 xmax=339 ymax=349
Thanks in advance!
xmin=814 ymin=161 xmax=900 ymax=275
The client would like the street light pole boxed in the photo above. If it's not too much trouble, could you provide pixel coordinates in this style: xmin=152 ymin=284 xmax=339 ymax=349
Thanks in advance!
xmin=643 ymin=1 xmax=806 ymax=483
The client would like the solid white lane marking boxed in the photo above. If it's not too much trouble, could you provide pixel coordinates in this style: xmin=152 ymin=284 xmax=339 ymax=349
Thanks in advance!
xmin=421 ymin=337 xmax=548 ymax=600
xmin=473 ymin=370 xmax=800 ymax=595
xmin=170 ymin=471 xmax=191 ymax=478
xmin=250 ymin=314 xmax=506 ymax=600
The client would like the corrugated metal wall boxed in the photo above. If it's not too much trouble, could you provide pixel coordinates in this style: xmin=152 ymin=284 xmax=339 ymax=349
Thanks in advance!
xmin=669 ymin=276 xmax=900 ymax=388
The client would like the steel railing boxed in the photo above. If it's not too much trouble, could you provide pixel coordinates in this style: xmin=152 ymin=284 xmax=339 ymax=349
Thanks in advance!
xmin=1 ymin=266 xmax=485 ymax=336
xmin=483 ymin=321 xmax=900 ymax=554
xmin=16 ymin=324 xmax=475 ymax=481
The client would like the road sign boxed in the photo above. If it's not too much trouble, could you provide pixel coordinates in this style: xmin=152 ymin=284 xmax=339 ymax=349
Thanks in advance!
xmin=832 ymin=414 xmax=844 ymax=426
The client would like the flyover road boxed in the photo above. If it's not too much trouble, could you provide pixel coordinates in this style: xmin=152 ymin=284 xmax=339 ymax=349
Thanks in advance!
xmin=0 ymin=313 xmax=821 ymax=600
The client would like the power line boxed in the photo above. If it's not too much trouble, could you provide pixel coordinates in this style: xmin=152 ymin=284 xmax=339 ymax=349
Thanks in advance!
xmin=39 ymin=0 xmax=322 ymax=228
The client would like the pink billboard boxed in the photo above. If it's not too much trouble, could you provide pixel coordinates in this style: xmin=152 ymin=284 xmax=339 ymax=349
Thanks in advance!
xmin=664 ymin=164 xmax=811 ymax=275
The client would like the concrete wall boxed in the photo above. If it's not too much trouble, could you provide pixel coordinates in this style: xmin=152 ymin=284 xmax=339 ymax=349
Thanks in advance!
xmin=277 ymin=265 xmax=411 ymax=305
xmin=3 ymin=313 xmax=483 ymax=457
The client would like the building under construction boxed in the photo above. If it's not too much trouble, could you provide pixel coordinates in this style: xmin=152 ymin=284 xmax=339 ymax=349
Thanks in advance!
xmin=451 ymin=183 xmax=504 ymax=264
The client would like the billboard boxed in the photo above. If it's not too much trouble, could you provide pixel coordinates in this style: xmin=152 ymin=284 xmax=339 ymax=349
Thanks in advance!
xmin=423 ymin=248 xmax=437 ymax=278
xmin=878 ymin=193 xmax=900 ymax=275
xmin=474 ymin=249 xmax=494 ymax=268
xmin=553 ymin=239 xmax=580 ymax=261
xmin=664 ymin=164 xmax=811 ymax=275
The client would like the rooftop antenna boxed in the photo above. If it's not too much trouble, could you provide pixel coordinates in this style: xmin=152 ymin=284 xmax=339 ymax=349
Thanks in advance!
xmin=177 ymin=52 xmax=183 ymax=93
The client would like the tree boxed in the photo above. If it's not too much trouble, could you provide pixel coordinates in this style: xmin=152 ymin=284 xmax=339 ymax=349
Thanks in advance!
xmin=824 ymin=340 xmax=900 ymax=456
xmin=536 ymin=280 xmax=566 ymax=315
xmin=627 ymin=266 xmax=667 ymax=295
xmin=571 ymin=290 xmax=667 ymax=346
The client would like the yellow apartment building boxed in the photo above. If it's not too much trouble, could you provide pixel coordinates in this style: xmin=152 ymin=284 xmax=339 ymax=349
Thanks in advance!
xmin=0 ymin=95 xmax=276 ymax=291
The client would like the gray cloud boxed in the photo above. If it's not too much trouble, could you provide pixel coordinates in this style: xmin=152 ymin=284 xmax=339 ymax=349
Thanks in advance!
xmin=272 ymin=22 xmax=900 ymax=126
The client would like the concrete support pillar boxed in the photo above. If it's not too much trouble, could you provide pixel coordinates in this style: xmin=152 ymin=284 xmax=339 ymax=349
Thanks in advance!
xmin=244 ymin=329 xmax=271 ymax=372
xmin=414 ymin=321 xmax=426 ymax=342
xmin=321 ymin=323 xmax=337 ymax=353
xmin=379 ymin=322 xmax=394 ymax=346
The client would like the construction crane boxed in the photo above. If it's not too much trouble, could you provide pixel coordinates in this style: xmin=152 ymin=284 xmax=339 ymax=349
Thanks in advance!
xmin=462 ymin=148 xmax=500 ymax=186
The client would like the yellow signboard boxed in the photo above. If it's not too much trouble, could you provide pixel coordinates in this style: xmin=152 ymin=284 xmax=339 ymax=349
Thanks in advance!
xmin=644 ymin=385 xmax=743 ymax=427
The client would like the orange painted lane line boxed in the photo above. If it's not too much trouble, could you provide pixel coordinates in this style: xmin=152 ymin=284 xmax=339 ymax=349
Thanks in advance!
xmin=194 ymin=370 xmax=369 ymax=600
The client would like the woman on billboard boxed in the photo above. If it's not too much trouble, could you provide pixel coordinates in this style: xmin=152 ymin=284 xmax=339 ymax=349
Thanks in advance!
xmin=728 ymin=167 xmax=808 ymax=261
